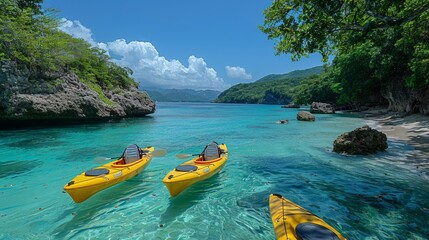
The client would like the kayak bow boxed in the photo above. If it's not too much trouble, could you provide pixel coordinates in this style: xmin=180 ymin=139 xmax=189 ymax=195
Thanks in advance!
xmin=269 ymin=193 xmax=346 ymax=240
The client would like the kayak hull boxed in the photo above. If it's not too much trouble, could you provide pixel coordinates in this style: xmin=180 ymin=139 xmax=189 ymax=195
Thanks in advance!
xmin=163 ymin=143 xmax=228 ymax=197
xmin=269 ymin=193 xmax=346 ymax=240
xmin=64 ymin=147 xmax=154 ymax=203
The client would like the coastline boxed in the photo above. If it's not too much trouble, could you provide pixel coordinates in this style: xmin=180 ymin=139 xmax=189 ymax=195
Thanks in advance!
xmin=362 ymin=110 xmax=429 ymax=179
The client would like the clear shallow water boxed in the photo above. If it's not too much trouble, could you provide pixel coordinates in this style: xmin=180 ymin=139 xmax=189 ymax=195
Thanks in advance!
xmin=0 ymin=102 xmax=428 ymax=240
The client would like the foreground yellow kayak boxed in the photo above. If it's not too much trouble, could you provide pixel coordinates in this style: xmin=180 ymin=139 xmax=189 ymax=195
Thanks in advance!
xmin=64 ymin=145 xmax=154 ymax=203
xmin=163 ymin=142 xmax=228 ymax=197
xmin=269 ymin=193 xmax=346 ymax=240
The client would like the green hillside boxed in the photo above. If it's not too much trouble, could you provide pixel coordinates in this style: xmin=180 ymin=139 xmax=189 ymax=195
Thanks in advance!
xmin=215 ymin=66 xmax=324 ymax=104
xmin=257 ymin=66 xmax=324 ymax=82
xmin=0 ymin=0 xmax=138 ymax=99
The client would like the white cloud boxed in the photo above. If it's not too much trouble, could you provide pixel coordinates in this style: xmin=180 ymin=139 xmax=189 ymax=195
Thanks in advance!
xmin=225 ymin=66 xmax=252 ymax=80
xmin=107 ymin=39 xmax=228 ymax=90
xmin=58 ymin=18 xmax=97 ymax=46
xmin=58 ymin=19 xmax=229 ymax=91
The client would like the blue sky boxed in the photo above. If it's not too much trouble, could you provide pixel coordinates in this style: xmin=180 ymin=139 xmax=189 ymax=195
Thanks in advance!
xmin=43 ymin=0 xmax=323 ymax=91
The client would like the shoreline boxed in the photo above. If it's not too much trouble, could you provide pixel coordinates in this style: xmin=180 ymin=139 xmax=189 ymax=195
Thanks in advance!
xmin=361 ymin=110 xmax=429 ymax=179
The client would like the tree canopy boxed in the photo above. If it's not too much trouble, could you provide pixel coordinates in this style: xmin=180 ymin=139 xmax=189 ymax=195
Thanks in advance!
xmin=261 ymin=0 xmax=429 ymax=110
xmin=260 ymin=0 xmax=429 ymax=62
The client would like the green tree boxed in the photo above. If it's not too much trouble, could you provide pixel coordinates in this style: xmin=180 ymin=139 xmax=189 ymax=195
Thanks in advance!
xmin=261 ymin=0 xmax=429 ymax=111
xmin=260 ymin=0 xmax=429 ymax=62
xmin=292 ymin=74 xmax=338 ymax=105
xmin=0 ymin=0 xmax=138 ymax=101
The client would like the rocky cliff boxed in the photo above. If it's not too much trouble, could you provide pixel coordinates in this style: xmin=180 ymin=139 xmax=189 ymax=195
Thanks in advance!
xmin=382 ymin=76 xmax=429 ymax=115
xmin=0 ymin=61 xmax=155 ymax=125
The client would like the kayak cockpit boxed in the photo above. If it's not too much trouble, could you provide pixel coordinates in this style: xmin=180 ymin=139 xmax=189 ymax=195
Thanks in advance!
xmin=176 ymin=165 xmax=198 ymax=172
xmin=194 ymin=142 xmax=227 ymax=164
xmin=111 ymin=144 xmax=151 ymax=168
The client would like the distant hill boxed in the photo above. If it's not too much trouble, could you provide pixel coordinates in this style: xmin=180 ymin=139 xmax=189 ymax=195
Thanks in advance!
xmin=256 ymin=66 xmax=324 ymax=82
xmin=215 ymin=66 xmax=324 ymax=104
xmin=144 ymin=88 xmax=221 ymax=102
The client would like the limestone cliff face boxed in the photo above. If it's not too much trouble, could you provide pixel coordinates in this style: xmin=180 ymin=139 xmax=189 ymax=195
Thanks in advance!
xmin=0 ymin=61 xmax=155 ymax=122
xmin=382 ymin=76 xmax=429 ymax=115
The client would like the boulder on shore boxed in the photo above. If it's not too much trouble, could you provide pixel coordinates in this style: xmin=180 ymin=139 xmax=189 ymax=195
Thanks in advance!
xmin=297 ymin=111 xmax=315 ymax=121
xmin=310 ymin=102 xmax=335 ymax=114
xmin=333 ymin=125 xmax=388 ymax=155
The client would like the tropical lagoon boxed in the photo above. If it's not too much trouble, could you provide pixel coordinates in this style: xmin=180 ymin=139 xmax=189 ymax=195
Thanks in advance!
xmin=1 ymin=102 xmax=428 ymax=239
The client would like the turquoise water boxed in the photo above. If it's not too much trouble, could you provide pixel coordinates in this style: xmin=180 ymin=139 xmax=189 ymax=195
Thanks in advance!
xmin=0 ymin=102 xmax=428 ymax=239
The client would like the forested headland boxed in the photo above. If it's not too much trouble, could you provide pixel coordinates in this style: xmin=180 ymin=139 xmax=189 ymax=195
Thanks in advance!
xmin=259 ymin=0 xmax=429 ymax=114
xmin=218 ymin=1 xmax=428 ymax=114
xmin=215 ymin=66 xmax=324 ymax=104
xmin=0 ymin=0 xmax=138 ymax=93
xmin=0 ymin=0 xmax=154 ymax=124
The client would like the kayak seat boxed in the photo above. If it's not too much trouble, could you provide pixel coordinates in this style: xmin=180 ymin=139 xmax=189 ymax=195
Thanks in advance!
xmin=176 ymin=165 xmax=198 ymax=172
xmin=85 ymin=168 xmax=109 ymax=176
xmin=295 ymin=222 xmax=340 ymax=240
xmin=203 ymin=142 xmax=220 ymax=161
xmin=124 ymin=144 xmax=140 ymax=164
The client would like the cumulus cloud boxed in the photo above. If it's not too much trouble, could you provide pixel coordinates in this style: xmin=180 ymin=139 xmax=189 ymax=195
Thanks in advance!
xmin=225 ymin=66 xmax=252 ymax=80
xmin=107 ymin=39 xmax=228 ymax=90
xmin=58 ymin=18 xmax=97 ymax=46
xmin=58 ymin=19 xmax=229 ymax=91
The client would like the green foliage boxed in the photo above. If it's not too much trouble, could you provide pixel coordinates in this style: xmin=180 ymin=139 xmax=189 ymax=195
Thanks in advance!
xmin=408 ymin=42 xmax=429 ymax=87
xmin=216 ymin=83 xmax=269 ymax=104
xmin=291 ymin=74 xmax=338 ymax=105
xmin=69 ymin=46 xmax=137 ymax=90
xmin=216 ymin=67 xmax=323 ymax=104
xmin=260 ymin=0 xmax=428 ymax=61
xmin=261 ymin=0 xmax=429 ymax=107
xmin=82 ymin=80 xmax=113 ymax=105
xmin=330 ymin=41 xmax=383 ymax=104
xmin=0 ymin=0 xmax=138 ymax=97
xmin=257 ymin=66 xmax=324 ymax=82
xmin=402 ymin=10 xmax=429 ymax=88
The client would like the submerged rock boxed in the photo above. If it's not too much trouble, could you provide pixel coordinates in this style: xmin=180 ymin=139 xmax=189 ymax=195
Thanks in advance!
xmin=0 ymin=60 xmax=155 ymax=124
xmin=310 ymin=102 xmax=335 ymax=114
xmin=333 ymin=125 xmax=388 ymax=155
xmin=297 ymin=111 xmax=315 ymax=121
xmin=277 ymin=119 xmax=289 ymax=124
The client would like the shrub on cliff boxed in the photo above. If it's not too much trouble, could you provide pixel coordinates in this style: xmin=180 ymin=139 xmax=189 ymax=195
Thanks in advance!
xmin=0 ymin=0 xmax=136 ymax=90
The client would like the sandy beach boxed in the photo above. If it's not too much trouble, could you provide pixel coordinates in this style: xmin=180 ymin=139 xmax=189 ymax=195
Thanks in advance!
xmin=363 ymin=111 xmax=429 ymax=179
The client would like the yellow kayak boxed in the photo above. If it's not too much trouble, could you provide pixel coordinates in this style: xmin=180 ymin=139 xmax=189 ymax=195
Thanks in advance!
xmin=163 ymin=142 xmax=228 ymax=197
xmin=64 ymin=145 xmax=154 ymax=203
xmin=269 ymin=193 xmax=346 ymax=240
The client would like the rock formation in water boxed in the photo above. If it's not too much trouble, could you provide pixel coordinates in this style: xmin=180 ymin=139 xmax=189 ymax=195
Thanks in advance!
xmin=0 ymin=61 xmax=155 ymax=123
xmin=310 ymin=102 xmax=335 ymax=114
xmin=277 ymin=119 xmax=289 ymax=124
xmin=333 ymin=125 xmax=388 ymax=155
xmin=297 ymin=111 xmax=315 ymax=121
